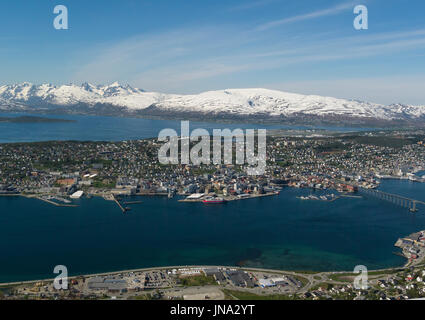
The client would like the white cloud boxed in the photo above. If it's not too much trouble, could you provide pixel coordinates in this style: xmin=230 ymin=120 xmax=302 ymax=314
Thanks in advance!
xmin=256 ymin=0 xmax=358 ymax=31
xmin=70 ymin=20 xmax=425 ymax=104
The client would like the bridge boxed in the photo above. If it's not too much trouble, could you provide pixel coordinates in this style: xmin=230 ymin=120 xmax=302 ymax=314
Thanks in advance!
xmin=359 ymin=188 xmax=425 ymax=212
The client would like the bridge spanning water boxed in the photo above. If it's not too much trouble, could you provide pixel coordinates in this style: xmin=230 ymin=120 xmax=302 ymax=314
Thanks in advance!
xmin=359 ymin=188 xmax=425 ymax=212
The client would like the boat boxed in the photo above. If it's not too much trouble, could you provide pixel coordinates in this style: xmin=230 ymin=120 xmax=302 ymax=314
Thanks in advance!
xmin=202 ymin=197 xmax=226 ymax=204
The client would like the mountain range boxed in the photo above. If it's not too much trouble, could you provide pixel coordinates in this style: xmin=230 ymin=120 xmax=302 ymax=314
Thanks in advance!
xmin=0 ymin=82 xmax=424 ymax=127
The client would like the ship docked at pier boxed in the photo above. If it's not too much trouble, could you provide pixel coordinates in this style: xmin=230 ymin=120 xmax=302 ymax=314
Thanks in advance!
xmin=202 ymin=197 xmax=226 ymax=204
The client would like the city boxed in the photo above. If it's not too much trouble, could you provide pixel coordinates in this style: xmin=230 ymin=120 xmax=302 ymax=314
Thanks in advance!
xmin=1 ymin=0 xmax=425 ymax=313
xmin=0 ymin=130 xmax=423 ymax=205
xmin=1 ymin=129 xmax=425 ymax=301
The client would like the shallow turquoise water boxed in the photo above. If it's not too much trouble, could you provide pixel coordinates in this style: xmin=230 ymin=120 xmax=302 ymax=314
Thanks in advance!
xmin=1 ymin=180 xmax=424 ymax=283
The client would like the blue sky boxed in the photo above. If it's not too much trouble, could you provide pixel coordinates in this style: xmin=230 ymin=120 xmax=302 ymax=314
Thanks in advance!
xmin=1 ymin=0 xmax=425 ymax=104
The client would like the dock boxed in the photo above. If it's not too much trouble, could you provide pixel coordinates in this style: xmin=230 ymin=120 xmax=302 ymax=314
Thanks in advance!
xmin=123 ymin=201 xmax=143 ymax=205
xmin=297 ymin=195 xmax=340 ymax=202
xmin=113 ymin=196 xmax=127 ymax=213
xmin=35 ymin=196 xmax=78 ymax=207
xmin=394 ymin=231 xmax=425 ymax=267
xmin=136 ymin=192 xmax=168 ymax=196
xmin=178 ymin=192 xmax=279 ymax=203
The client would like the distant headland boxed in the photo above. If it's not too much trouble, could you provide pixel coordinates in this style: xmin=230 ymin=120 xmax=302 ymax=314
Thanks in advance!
xmin=0 ymin=115 xmax=76 ymax=123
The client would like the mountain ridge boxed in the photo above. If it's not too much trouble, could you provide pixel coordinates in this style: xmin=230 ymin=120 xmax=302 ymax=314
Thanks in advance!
xmin=0 ymin=82 xmax=424 ymax=127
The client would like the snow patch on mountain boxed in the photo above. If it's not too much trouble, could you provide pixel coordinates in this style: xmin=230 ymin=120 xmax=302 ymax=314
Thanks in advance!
xmin=0 ymin=83 xmax=424 ymax=122
xmin=154 ymin=88 xmax=406 ymax=120
xmin=0 ymin=82 xmax=175 ymax=110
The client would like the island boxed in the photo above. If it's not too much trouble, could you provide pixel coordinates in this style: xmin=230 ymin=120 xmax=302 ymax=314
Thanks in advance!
xmin=0 ymin=115 xmax=76 ymax=123
xmin=0 ymin=129 xmax=424 ymax=300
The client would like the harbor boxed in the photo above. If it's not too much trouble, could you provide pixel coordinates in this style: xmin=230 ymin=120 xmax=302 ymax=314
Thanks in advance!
xmin=27 ymin=195 xmax=79 ymax=207
xmin=297 ymin=193 xmax=340 ymax=202
xmin=394 ymin=230 xmax=425 ymax=267
xmin=0 ymin=176 xmax=424 ymax=284
xmin=178 ymin=191 xmax=280 ymax=203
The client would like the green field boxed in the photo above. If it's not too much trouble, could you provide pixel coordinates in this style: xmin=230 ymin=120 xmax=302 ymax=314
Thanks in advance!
xmin=222 ymin=289 xmax=296 ymax=300
xmin=179 ymin=275 xmax=217 ymax=287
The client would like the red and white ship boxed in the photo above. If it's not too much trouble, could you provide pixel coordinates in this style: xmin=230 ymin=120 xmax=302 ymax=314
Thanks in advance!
xmin=202 ymin=197 xmax=226 ymax=204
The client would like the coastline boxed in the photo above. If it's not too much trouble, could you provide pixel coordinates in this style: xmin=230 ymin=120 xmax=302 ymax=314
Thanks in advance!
xmin=0 ymin=227 xmax=420 ymax=288
xmin=0 ymin=177 xmax=423 ymax=286
xmin=0 ymin=263 xmax=408 ymax=288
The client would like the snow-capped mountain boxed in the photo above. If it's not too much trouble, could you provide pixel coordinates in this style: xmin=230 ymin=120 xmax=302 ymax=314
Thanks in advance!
xmin=0 ymin=82 xmax=171 ymax=110
xmin=0 ymin=82 xmax=424 ymax=126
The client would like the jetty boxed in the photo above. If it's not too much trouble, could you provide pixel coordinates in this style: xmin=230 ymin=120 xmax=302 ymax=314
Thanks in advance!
xmin=35 ymin=196 xmax=78 ymax=208
xmin=123 ymin=201 xmax=143 ymax=205
xmin=113 ymin=196 xmax=128 ymax=213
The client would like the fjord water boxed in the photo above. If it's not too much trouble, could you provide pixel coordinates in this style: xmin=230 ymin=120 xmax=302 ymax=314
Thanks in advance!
xmin=0 ymin=113 xmax=377 ymax=143
xmin=0 ymin=113 xmax=422 ymax=282
xmin=1 ymin=181 xmax=424 ymax=283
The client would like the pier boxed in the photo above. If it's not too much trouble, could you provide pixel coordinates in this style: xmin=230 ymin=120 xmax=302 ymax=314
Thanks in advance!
xmin=113 ymin=196 xmax=128 ymax=213
xmin=123 ymin=201 xmax=143 ymax=205
xmin=34 ymin=196 xmax=78 ymax=208
xmin=178 ymin=191 xmax=280 ymax=203
xmin=136 ymin=192 xmax=168 ymax=196
xmin=359 ymin=188 xmax=425 ymax=212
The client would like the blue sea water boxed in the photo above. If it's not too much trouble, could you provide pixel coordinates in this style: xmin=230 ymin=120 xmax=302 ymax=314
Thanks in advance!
xmin=0 ymin=113 xmax=379 ymax=143
xmin=0 ymin=182 xmax=424 ymax=283
xmin=0 ymin=113 xmax=422 ymax=283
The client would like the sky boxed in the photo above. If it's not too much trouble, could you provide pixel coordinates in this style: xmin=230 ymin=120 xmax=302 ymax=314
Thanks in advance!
xmin=0 ymin=0 xmax=425 ymax=105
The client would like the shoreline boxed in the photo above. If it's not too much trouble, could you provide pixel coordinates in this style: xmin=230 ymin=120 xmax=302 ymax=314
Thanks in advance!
xmin=0 ymin=230 xmax=418 ymax=288
xmin=0 ymin=263 xmax=408 ymax=288
xmin=0 ymin=179 xmax=422 ymax=287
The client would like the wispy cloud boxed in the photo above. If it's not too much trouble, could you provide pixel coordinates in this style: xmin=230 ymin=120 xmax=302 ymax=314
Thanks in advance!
xmin=71 ymin=27 xmax=260 ymax=91
xmin=72 ymin=21 xmax=425 ymax=95
xmin=246 ymin=28 xmax=425 ymax=61
xmin=256 ymin=0 xmax=358 ymax=31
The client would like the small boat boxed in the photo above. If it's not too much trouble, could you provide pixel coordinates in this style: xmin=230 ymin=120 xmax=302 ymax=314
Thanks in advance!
xmin=203 ymin=197 xmax=226 ymax=204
